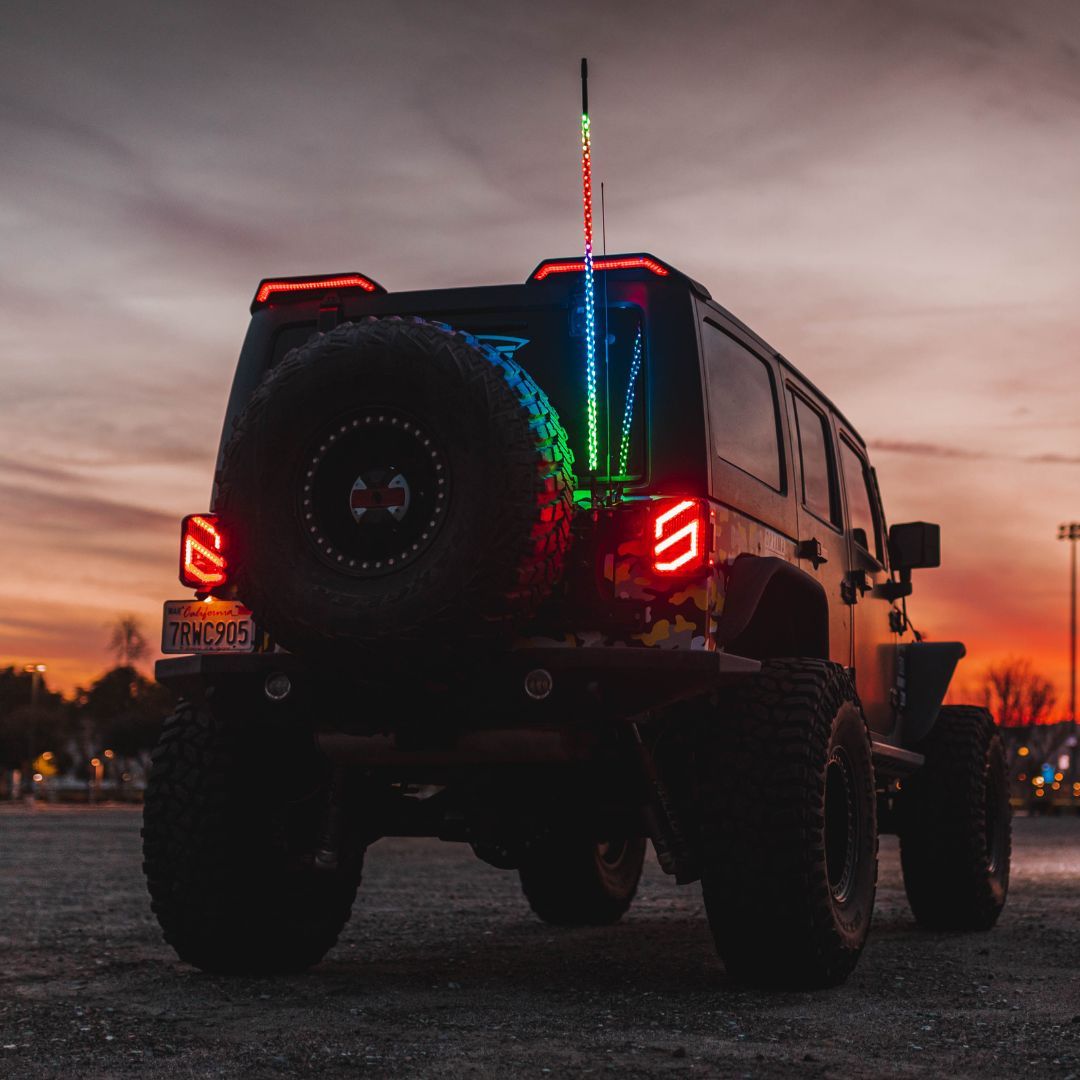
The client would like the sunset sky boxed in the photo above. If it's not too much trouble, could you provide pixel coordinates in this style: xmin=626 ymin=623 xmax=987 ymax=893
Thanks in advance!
xmin=2 ymin=0 xmax=1078 ymax=706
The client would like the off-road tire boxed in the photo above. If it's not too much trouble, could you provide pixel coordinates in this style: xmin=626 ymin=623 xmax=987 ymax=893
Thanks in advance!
xmin=899 ymin=705 xmax=1010 ymax=930
xmin=215 ymin=317 xmax=575 ymax=654
xmin=518 ymin=836 xmax=646 ymax=926
xmin=697 ymin=658 xmax=877 ymax=988
xmin=142 ymin=695 xmax=360 ymax=973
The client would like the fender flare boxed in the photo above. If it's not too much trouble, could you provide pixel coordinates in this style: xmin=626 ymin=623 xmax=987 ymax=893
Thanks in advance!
xmin=715 ymin=555 xmax=829 ymax=660
xmin=897 ymin=641 xmax=967 ymax=747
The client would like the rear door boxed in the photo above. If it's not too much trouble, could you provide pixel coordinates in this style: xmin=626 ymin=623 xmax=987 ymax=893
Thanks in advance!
xmin=698 ymin=316 xmax=796 ymax=540
xmin=836 ymin=429 xmax=899 ymax=735
xmin=784 ymin=386 xmax=850 ymax=665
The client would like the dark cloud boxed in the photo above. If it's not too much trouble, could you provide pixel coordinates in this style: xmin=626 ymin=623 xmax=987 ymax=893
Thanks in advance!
xmin=0 ymin=612 xmax=79 ymax=638
xmin=870 ymin=440 xmax=1080 ymax=465
xmin=0 ymin=92 xmax=136 ymax=166
xmin=869 ymin=439 xmax=988 ymax=460
xmin=0 ymin=455 xmax=81 ymax=484
xmin=0 ymin=483 xmax=174 ymax=536
xmin=1024 ymin=451 xmax=1080 ymax=465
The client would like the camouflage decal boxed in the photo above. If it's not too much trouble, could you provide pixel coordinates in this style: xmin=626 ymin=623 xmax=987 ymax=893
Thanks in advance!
xmin=514 ymin=500 xmax=799 ymax=655
xmin=637 ymin=613 xmax=701 ymax=648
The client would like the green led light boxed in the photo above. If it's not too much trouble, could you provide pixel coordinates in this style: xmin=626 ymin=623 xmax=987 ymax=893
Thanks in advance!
xmin=618 ymin=325 xmax=643 ymax=477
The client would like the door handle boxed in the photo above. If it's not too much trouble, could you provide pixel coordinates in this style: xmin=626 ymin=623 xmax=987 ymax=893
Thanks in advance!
xmin=797 ymin=537 xmax=827 ymax=568
xmin=842 ymin=568 xmax=871 ymax=604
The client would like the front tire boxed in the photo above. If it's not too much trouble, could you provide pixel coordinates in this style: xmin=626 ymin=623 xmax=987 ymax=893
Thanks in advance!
xmin=518 ymin=835 xmax=646 ymax=926
xmin=697 ymin=659 xmax=878 ymax=988
xmin=142 ymin=696 xmax=360 ymax=973
xmin=898 ymin=704 xmax=1011 ymax=930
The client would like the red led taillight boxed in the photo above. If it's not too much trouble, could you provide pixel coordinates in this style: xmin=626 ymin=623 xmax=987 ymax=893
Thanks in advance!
xmin=652 ymin=499 xmax=708 ymax=575
xmin=530 ymin=255 xmax=671 ymax=281
xmin=180 ymin=514 xmax=227 ymax=590
xmin=250 ymin=272 xmax=386 ymax=310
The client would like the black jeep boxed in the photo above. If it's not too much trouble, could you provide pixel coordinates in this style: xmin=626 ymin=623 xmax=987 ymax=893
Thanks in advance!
xmin=145 ymin=254 xmax=1011 ymax=988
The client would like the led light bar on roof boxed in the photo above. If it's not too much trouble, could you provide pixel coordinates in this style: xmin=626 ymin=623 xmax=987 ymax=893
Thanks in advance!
xmin=530 ymin=255 xmax=671 ymax=282
xmin=251 ymin=273 xmax=385 ymax=309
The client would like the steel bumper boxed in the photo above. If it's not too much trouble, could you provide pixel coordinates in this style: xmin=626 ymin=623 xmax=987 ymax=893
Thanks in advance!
xmin=155 ymin=647 xmax=761 ymax=722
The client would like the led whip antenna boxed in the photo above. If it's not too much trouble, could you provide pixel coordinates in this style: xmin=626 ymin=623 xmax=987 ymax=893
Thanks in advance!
xmin=580 ymin=57 xmax=599 ymax=474
xmin=618 ymin=325 xmax=644 ymax=476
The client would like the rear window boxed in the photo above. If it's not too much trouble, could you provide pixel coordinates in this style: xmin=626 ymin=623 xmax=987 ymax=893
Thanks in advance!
xmin=454 ymin=305 xmax=648 ymax=482
xmin=264 ymin=303 xmax=650 ymax=483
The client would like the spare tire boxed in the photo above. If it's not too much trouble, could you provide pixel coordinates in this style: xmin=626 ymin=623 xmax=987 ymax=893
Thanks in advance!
xmin=216 ymin=317 xmax=575 ymax=653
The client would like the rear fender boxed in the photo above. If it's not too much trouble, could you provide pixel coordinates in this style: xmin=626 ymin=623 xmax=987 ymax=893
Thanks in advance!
xmin=717 ymin=555 xmax=829 ymax=660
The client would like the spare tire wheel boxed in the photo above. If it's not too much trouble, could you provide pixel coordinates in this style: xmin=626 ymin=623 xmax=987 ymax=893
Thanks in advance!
xmin=215 ymin=317 xmax=576 ymax=652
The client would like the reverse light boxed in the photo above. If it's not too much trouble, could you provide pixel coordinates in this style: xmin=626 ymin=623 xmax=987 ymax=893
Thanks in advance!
xmin=251 ymin=273 xmax=385 ymax=310
xmin=180 ymin=514 xmax=227 ymax=590
xmin=530 ymin=254 xmax=671 ymax=282
xmin=652 ymin=499 xmax=708 ymax=575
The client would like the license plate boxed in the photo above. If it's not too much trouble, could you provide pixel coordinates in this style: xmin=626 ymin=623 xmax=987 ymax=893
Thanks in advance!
xmin=161 ymin=600 xmax=257 ymax=654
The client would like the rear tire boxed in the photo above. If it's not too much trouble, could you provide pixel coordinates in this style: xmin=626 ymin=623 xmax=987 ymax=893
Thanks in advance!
xmin=518 ymin=835 xmax=646 ymax=926
xmin=899 ymin=704 xmax=1011 ymax=930
xmin=142 ymin=696 xmax=360 ymax=973
xmin=697 ymin=659 xmax=878 ymax=988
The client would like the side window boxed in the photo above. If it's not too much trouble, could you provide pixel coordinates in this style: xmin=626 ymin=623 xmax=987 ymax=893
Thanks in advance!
xmin=702 ymin=321 xmax=783 ymax=490
xmin=791 ymin=393 xmax=839 ymax=527
xmin=840 ymin=438 xmax=883 ymax=562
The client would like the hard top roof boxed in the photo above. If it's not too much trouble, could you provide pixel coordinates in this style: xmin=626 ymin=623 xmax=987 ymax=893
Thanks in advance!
xmin=249 ymin=254 xmax=865 ymax=446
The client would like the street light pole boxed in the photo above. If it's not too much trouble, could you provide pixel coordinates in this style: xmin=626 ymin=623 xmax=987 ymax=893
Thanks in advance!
xmin=22 ymin=663 xmax=46 ymax=801
xmin=1059 ymin=525 xmax=1079 ymax=758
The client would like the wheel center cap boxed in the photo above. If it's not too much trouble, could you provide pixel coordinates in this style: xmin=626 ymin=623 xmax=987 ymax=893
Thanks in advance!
xmin=349 ymin=470 xmax=410 ymax=523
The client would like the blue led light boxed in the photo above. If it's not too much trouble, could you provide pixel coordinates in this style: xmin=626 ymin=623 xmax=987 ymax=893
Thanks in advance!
xmin=618 ymin=325 xmax=643 ymax=476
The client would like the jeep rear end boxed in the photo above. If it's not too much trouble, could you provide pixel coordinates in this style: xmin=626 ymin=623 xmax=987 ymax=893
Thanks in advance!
xmin=145 ymin=252 xmax=1008 ymax=991
xmin=161 ymin=254 xmax=760 ymax=719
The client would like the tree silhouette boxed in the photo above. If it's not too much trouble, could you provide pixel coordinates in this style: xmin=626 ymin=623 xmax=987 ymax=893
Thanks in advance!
xmin=107 ymin=615 xmax=149 ymax=667
xmin=979 ymin=656 xmax=1062 ymax=773
xmin=979 ymin=657 xmax=1057 ymax=728
xmin=80 ymin=665 xmax=173 ymax=757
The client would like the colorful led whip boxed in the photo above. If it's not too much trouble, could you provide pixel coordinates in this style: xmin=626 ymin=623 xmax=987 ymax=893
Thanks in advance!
xmin=618 ymin=325 xmax=643 ymax=476
xmin=581 ymin=58 xmax=598 ymax=473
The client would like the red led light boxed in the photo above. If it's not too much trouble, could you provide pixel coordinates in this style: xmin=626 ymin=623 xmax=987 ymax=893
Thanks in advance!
xmin=254 ymin=274 xmax=380 ymax=304
xmin=652 ymin=499 xmax=707 ymax=574
xmin=180 ymin=514 xmax=227 ymax=589
xmin=532 ymin=256 xmax=671 ymax=281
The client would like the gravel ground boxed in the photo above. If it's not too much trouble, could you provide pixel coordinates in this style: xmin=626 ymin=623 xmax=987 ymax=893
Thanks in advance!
xmin=1 ymin=808 xmax=1078 ymax=1079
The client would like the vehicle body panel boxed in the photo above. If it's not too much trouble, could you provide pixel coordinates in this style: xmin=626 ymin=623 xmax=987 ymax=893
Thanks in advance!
xmin=177 ymin=254 xmax=953 ymax=759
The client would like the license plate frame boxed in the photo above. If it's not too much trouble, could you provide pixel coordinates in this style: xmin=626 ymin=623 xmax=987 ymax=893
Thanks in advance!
xmin=161 ymin=599 xmax=257 ymax=654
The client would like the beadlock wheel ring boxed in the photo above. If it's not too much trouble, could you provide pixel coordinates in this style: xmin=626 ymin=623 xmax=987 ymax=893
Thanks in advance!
xmin=824 ymin=746 xmax=860 ymax=906
xmin=301 ymin=411 xmax=450 ymax=578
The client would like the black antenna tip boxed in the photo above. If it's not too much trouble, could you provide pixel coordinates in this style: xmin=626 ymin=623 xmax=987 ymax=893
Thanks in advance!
xmin=581 ymin=57 xmax=588 ymax=78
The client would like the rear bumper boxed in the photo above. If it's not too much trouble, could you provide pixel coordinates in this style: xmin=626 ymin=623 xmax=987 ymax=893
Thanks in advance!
xmin=155 ymin=646 xmax=760 ymax=725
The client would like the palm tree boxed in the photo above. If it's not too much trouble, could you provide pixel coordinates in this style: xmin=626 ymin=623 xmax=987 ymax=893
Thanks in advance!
xmin=107 ymin=616 xmax=149 ymax=668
